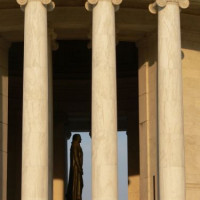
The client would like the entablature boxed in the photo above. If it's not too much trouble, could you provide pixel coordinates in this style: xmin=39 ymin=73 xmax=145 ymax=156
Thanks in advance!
xmin=0 ymin=0 xmax=199 ymax=43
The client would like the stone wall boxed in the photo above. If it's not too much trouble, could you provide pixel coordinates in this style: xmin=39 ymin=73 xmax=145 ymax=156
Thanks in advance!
xmin=138 ymin=34 xmax=200 ymax=200
xmin=182 ymin=39 xmax=200 ymax=200
xmin=138 ymin=34 xmax=158 ymax=200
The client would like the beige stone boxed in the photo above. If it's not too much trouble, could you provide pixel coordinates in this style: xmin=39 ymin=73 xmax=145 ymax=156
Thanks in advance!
xmin=186 ymin=187 xmax=200 ymax=200
xmin=182 ymin=46 xmax=200 ymax=200
xmin=157 ymin=3 xmax=185 ymax=200
xmin=139 ymin=121 xmax=149 ymax=180
xmin=138 ymin=64 xmax=148 ymax=96
xmin=21 ymin=1 xmax=51 ymax=199
xmin=138 ymin=35 xmax=158 ymax=200
xmin=140 ymin=177 xmax=150 ymax=200
xmin=139 ymin=94 xmax=148 ymax=123
xmin=53 ymin=179 xmax=65 ymax=200
xmin=128 ymin=175 xmax=140 ymax=200
xmin=138 ymin=32 xmax=200 ymax=200
xmin=91 ymin=1 xmax=118 ymax=200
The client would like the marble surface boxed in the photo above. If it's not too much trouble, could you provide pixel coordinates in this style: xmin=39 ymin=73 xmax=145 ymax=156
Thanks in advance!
xmin=138 ymin=26 xmax=200 ymax=200
xmin=182 ymin=44 xmax=200 ymax=200
xmin=158 ymin=3 xmax=185 ymax=200
xmin=92 ymin=1 xmax=118 ymax=200
xmin=21 ymin=1 xmax=49 ymax=199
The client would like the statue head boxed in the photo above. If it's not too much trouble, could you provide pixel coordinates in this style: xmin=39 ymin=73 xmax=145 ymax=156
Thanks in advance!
xmin=72 ymin=134 xmax=82 ymax=143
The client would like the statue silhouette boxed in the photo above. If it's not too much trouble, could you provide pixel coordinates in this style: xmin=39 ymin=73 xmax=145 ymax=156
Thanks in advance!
xmin=66 ymin=134 xmax=83 ymax=200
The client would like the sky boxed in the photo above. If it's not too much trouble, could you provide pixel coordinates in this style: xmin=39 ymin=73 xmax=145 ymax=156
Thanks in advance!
xmin=67 ymin=131 xmax=128 ymax=200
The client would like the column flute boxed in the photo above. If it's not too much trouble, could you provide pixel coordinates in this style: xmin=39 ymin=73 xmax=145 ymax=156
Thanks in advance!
xmin=16 ymin=0 xmax=55 ymax=199
xmin=149 ymin=0 xmax=189 ymax=199
xmin=85 ymin=0 xmax=121 ymax=200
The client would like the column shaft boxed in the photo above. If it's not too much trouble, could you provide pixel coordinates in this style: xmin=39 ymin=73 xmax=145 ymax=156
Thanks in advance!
xmin=92 ymin=1 xmax=118 ymax=200
xmin=22 ymin=1 xmax=49 ymax=199
xmin=158 ymin=3 xmax=185 ymax=200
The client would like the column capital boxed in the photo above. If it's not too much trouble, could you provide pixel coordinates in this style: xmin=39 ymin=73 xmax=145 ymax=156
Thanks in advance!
xmin=16 ymin=0 xmax=55 ymax=11
xmin=85 ymin=0 xmax=122 ymax=12
xmin=149 ymin=0 xmax=189 ymax=14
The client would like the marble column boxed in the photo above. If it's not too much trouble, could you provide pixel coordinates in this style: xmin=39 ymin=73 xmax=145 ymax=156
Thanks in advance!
xmin=0 ymin=39 xmax=10 ymax=200
xmin=85 ymin=0 xmax=121 ymax=200
xmin=16 ymin=0 xmax=55 ymax=199
xmin=149 ymin=0 xmax=189 ymax=199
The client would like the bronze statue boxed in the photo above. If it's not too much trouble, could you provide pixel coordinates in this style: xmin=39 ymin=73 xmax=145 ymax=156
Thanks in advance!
xmin=66 ymin=134 xmax=83 ymax=200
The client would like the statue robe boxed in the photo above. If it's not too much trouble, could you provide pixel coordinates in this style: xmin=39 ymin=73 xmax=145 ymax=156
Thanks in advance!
xmin=66 ymin=142 xmax=83 ymax=200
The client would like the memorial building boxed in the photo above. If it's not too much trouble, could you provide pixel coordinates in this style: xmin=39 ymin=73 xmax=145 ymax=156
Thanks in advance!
xmin=0 ymin=0 xmax=200 ymax=200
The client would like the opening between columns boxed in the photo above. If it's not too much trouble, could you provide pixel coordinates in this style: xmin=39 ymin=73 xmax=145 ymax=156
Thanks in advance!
xmin=7 ymin=40 xmax=139 ymax=200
